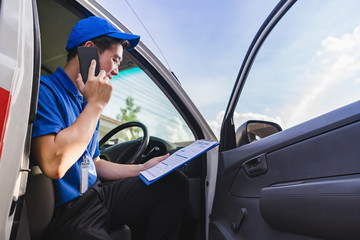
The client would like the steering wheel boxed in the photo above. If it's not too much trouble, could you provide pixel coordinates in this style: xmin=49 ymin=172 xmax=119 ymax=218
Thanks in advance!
xmin=99 ymin=121 xmax=149 ymax=164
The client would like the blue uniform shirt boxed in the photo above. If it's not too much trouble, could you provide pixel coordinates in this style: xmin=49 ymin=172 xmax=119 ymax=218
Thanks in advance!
xmin=32 ymin=67 xmax=99 ymax=207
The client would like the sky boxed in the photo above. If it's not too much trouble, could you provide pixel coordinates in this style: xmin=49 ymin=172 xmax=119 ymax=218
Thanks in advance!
xmin=97 ymin=0 xmax=360 ymax=138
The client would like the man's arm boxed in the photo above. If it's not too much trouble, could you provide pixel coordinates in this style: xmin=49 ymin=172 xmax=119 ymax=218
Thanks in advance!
xmin=93 ymin=154 xmax=169 ymax=180
xmin=31 ymin=61 xmax=112 ymax=179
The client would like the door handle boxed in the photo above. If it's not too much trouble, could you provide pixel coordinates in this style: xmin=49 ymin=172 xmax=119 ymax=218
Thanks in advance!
xmin=231 ymin=208 xmax=247 ymax=233
xmin=243 ymin=155 xmax=267 ymax=177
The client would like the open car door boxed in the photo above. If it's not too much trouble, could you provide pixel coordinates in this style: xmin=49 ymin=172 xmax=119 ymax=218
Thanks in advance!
xmin=210 ymin=0 xmax=360 ymax=239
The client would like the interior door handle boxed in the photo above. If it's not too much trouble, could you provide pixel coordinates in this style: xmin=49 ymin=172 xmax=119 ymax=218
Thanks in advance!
xmin=242 ymin=154 xmax=268 ymax=177
xmin=231 ymin=208 xmax=247 ymax=233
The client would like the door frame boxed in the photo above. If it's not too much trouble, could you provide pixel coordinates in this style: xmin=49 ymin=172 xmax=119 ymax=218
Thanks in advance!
xmin=220 ymin=0 xmax=297 ymax=151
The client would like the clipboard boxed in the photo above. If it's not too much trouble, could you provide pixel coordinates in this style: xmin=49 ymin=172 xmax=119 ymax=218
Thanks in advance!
xmin=139 ymin=140 xmax=219 ymax=185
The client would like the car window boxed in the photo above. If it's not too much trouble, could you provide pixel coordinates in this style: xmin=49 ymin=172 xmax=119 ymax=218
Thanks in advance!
xmin=234 ymin=1 xmax=360 ymax=131
xmin=99 ymin=53 xmax=195 ymax=147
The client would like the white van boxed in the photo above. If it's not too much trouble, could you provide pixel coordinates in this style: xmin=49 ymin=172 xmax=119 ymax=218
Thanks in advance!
xmin=2 ymin=0 xmax=360 ymax=239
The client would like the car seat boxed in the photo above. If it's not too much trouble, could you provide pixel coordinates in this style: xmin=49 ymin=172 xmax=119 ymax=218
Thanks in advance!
xmin=25 ymin=165 xmax=131 ymax=240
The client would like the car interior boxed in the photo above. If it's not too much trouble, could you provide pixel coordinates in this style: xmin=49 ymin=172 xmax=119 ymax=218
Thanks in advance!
xmin=24 ymin=0 xmax=208 ymax=239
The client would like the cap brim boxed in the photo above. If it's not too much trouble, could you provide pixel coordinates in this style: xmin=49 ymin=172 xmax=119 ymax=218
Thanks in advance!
xmin=108 ymin=32 xmax=140 ymax=50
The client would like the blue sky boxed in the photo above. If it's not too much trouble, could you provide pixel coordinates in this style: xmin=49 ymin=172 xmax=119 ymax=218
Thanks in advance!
xmin=98 ymin=0 xmax=360 ymax=137
xmin=97 ymin=0 xmax=277 ymax=116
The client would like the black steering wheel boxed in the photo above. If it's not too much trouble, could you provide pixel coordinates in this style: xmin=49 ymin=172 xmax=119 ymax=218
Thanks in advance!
xmin=99 ymin=121 xmax=149 ymax=164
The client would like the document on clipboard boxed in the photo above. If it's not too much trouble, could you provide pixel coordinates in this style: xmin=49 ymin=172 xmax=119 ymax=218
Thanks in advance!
xmin=139 ymin=140 xmax=219 ymax=185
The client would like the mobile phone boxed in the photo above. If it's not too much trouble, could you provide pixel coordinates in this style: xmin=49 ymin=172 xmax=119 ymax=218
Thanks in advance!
xmin=77 ymin=46 xmax=100 ymax=83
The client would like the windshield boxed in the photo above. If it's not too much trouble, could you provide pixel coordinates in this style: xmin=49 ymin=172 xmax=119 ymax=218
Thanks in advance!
xmin=100 ymin=63 xmax=195 ymax=145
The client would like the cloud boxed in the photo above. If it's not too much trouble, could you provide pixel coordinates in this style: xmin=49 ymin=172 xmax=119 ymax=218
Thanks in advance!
xmin=321 ymin=26 xmax=360 ymax=52
xmin=283 ymin=25 xmax=360 ymax=127
xmin=208 ymin=110 xmax=283 ymax=139
xmin=155 ymin=116 xmax=194 ymax=143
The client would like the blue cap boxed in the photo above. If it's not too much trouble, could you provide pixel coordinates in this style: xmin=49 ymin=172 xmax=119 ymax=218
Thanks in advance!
xmin=66 ymin=16 xmax=140 ymax=52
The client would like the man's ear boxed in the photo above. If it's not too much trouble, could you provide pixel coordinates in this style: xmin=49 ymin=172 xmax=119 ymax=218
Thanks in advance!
xmin=83 ymin=41 xmax=95 ymax=47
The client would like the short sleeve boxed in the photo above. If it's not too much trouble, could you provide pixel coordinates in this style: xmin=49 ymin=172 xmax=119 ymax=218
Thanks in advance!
xmin=32 ymin=82 xmax=65 ymax=138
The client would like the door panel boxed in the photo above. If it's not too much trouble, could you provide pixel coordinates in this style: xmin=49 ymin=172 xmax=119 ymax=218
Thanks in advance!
xmin=260 ymin=176 xmax=360 ymax=239
xmin=210 ymin=101 xmax=360 ymax=239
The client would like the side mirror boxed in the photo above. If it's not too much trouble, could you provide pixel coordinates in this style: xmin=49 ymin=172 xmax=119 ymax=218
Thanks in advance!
xmin=236 ymin=120 xmax=282 ymax=147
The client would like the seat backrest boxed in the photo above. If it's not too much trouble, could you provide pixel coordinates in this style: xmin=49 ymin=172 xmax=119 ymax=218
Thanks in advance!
xmin=25 ymin=166 xmax=131 ymax=240
xmin=25 ymin=166 xmax=54 ymax=240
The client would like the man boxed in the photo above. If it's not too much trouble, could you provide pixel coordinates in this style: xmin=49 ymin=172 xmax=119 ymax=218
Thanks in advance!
xmin=31 ymin=16 xmax=188 ymax=240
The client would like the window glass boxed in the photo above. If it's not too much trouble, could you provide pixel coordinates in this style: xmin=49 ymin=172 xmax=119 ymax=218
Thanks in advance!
xmin=234 ymin=1 xmax=360 ymax=130
xmin=99 ymin=56 xmax=195 ymax=147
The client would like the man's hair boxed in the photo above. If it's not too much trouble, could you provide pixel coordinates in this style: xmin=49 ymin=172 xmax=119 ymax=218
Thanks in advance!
xmin=67 ymin=35 xmax=130 ymax=62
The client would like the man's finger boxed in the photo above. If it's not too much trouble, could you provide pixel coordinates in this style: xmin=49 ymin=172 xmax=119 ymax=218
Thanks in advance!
xmin=98 ymin=70 xmax=107 ymax=80
xmin=155 ymin=153 xmax=170 ymax=162
xmin=75 ymin=73 xmax=85 ymax=92
xmin=87 ymin=59 xmax=97 ymax=79
xmin=103 ymin=76 xmax=110 ymax=83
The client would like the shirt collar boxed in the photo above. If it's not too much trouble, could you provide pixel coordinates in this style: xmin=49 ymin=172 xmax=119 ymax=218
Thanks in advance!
xmin=54 ymin=67 xmax=82 ymax=97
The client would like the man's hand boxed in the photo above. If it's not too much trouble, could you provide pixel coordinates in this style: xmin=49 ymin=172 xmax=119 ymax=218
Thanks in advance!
xmin=141 ymin=154 xmax=170 ymax=171
xmin=75 ymin=60 xmax=112 ymax=110
xmin=93 ymin=154 xmax=170 ymax=180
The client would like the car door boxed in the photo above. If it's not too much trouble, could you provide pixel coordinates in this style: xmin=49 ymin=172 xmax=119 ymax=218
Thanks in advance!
xmin=210 ymin=0 xmax=360 ymax=239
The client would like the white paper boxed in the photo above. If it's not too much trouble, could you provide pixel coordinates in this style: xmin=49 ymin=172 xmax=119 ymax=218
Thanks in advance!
xmin=140 ymin=140 xmax=219 ymax=182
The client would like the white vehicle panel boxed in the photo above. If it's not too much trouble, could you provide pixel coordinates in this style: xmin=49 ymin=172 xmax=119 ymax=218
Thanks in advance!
xmin=0 ymin=0 xmax=34 ymax=239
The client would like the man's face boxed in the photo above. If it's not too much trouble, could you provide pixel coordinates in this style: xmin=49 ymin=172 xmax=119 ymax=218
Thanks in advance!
xmin=98 ymin=43 xmax=123 ymax=79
